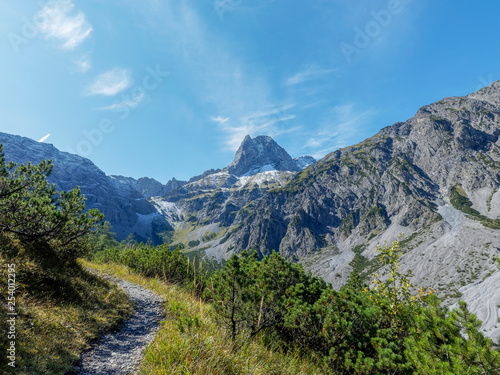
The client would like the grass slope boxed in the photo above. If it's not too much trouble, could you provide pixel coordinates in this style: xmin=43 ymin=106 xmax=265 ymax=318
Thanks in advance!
xmin=0 ymin=255 xmax=133 ymax=375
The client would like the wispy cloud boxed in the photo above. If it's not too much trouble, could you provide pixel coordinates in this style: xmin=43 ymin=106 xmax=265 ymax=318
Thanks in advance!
xmin=284 ymin=65 xmax=334 ymax=86
xmin=74 ymin=54 xmax=91 ymax=73
xmin=130 ymin=2 xmax=294 ymax=152
xmin=212 ymin=104 xmax=301 ymax=151
xmin=210 ymin=116 xmax=230 ymax=125
xmin=304 ymin=104 xmax=376 ymax=159
xmin=99 ymin=92 xmax=146 ymax=110
xmin=86 ymin=68 xmax=132 ymax=96
xmin=38 ymin=133 xmax=51 ymax=143
xmin=38 ymin=1 xmax=92 ymax=50
xmin=212 ymin=119 xmax=256 ymax=151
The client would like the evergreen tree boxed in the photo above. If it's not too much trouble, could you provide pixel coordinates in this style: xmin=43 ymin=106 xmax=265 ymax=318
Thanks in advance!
xmin=204 ymin=252 xmax=254 ymax=340
xmin=405 ymin=297 xmax=500 ymax=374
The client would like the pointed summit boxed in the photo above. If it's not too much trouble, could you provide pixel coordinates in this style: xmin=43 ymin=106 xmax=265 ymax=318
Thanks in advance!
xmin=226 ymin=135 xmax=301 ymax=176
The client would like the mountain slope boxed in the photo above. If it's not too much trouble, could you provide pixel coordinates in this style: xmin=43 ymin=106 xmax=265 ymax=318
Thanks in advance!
xmin=111 ymin=175 xmax=187 ymax=198
xmin=212 ymin=82 xmax=500 ymax=340
xmin=228 ymin=84 xmax=500 ymax=257
xmin=0 ymin=132 xmax=172 ymax=243
xmin=227 ymin=135 xmax=302 ymax=176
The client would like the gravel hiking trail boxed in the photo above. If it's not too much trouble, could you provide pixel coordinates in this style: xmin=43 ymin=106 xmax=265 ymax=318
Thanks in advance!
xmin=77 ymin=277 xmax=164 ymax=375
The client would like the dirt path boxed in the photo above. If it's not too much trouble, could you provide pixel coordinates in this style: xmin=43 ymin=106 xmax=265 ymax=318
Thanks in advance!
xmin=77 ymin=277 xmax=164 ymax=375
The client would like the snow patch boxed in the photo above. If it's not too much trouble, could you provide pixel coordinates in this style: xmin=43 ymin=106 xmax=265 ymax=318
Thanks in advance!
xmin=150 ymin=197 xmax=183 ymax=228
xmin=235 ymin=170 xmax=291 ymax=190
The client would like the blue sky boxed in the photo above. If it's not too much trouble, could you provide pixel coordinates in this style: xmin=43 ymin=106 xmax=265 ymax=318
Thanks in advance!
xmin=1 ymin=1 xmax=499 ymax=182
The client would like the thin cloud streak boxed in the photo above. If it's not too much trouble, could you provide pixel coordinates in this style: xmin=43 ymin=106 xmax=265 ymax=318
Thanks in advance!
xmin=98 ymin=92 xmax=146 ymax=110
xmin=38 ymin=1 xmax=93 ymax=50
xmin=210 ymin=116 xmax=230 ymax=125
xmin=284 ymin=65 xmax=334 ymax=86
xmin=305 ymin=104 xmax=376 ymax=159
xmin=86 ymin=68 xmax=132 ymax=96
xmin=213 ymin=103 xmax=301 ymax=151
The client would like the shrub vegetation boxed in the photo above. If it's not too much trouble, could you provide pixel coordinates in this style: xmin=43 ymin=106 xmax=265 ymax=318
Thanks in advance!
xmin=92 ymin=238 xmax=500 ymax=374
xmin=0 ymin=146 xmax=132 ymax=374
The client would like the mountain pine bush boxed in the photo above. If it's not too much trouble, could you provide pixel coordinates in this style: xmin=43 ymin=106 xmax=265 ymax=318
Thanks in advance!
xmin=0 ymin=144 xmax=102 ymax=266
xmin=203 ymin=240 xmax=500 ymax=374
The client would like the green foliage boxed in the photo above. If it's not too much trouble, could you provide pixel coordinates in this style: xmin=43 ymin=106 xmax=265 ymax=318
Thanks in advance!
xmin=203 ymin=251 xmax=254 ymax=340
xmin=487 ymin=188 xmax=498 ymax=212
xmin=188 ymin=239 xmax=200 ymax=247
xmin=370 ymin=238 xmax=434 ymax=320
xmin=204 ymin=251 xmax=326 ymax=342
xmin=204 ymin=238 xmax=500 ymax=374
xmin=90 ymin=262 xmax=327 ymax=375
xmin=312 ymin=285 xmax=414 ymax=374
xmin=404 ymin=297 xmax=500 ymax=374
xmin=204 ymin=245 xmax=418 ymax=373
xmin=201 ymin=231 xmax=217 ymax=242
xmin=0 ymin=145 xmax=103 ymax=266
xmin=450 ymin=184 xmax=481 ymax=216
xmin=92 ymin=243 xmax=209 ymax=296
xmin=92 ymin=230 xmax=500 ymax=374
xmin=350 ymin=244 xmax=383 ymax=283
xmin=88 ymin=221 xmax=119 ymax=254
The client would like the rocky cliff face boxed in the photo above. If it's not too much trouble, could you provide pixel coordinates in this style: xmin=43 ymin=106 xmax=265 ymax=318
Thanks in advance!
xmin=111 ymin=175 xmax=187 ymax=198
xmin=225 ymin=84 xmax=500 ymax=264
xmin=293 ymin=155 xmax=316 ymax=170
xmin=0 ymin=132 xmax=172 ymax=243
xmin=227 ymin=135 xmax=303 ymax=176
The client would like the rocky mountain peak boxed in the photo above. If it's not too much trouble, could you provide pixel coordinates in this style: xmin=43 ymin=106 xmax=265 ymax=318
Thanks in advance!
xmin=226 ymin=135 xmax=301 ymax=176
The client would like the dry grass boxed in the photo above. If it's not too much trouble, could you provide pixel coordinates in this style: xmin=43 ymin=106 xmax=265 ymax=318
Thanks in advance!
xmin=0 ymin=256 xmax=133 ymax=375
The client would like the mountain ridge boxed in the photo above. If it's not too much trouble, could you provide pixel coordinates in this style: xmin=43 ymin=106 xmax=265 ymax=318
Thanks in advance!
xmin=112 ymin=135 xmax=315 ymax=198
xmin=0 ymin=132 xmax=172 ymax=243
xmin=3 ymin=81 xmax=500 ymax=340
xmin=205 ymin=81 xmax=500 ymax=340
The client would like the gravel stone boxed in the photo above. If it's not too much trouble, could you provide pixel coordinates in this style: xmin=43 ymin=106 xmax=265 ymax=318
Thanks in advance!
xmin=76 ymin=277 xmax=164 ymax=375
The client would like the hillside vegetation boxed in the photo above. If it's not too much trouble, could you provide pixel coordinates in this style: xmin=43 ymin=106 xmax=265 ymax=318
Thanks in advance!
xmin=84 ymin=260 xmax=327 ymax=374
xmin=0 ymin=146 xmax=132 ymax=374
xmin=91 ymin=239 xmax=500 ymax=374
